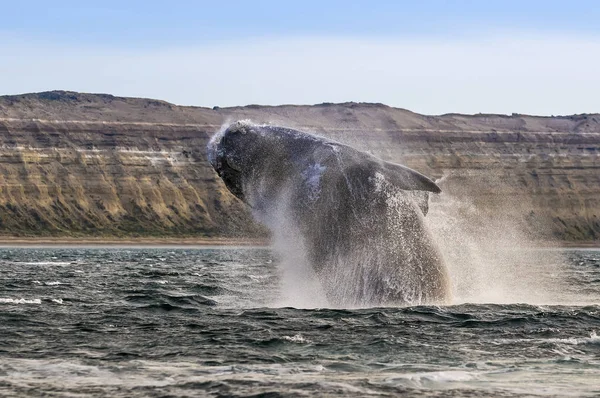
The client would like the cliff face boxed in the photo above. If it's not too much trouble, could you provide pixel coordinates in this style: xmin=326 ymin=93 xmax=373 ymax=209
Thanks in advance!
xmin=0 ymin=91 xmax=598 ymax=240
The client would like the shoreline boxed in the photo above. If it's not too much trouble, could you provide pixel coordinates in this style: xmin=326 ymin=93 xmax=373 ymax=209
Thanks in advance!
xmin=0 ymin=236 xmax=270 ymax=248
xmin=543 ymin=241 xmax=600 ymax=249
xmin=0 ymin=236 xmax=596 ymax=249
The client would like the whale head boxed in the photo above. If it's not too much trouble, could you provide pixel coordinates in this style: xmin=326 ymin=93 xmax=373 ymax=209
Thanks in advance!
xmin=207 ymin=121 xmax=299 ymax=204
xmin=208 ymin=121 xmax=255 ymax=201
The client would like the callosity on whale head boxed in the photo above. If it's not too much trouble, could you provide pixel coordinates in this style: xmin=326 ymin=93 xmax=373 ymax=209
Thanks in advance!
xmin=208 ymin=120 xmax=450 ymax=307
xmin=207 ymin=121 xmax=256 ymax=202
xmin=208 ymin=121 xmax=292 ymax=203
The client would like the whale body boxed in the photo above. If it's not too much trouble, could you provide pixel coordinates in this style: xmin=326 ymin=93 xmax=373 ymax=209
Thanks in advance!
xmin=208 ymin=121 xmax=450 ymax=306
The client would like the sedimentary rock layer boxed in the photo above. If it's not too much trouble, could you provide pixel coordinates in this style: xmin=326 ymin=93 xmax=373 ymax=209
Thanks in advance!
xmin=0 ymin=91 xmax=598 ymax=240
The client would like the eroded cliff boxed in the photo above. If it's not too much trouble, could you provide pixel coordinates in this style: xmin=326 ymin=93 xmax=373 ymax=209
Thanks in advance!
xmin=0 ymin=91 xmax=598 ymax=241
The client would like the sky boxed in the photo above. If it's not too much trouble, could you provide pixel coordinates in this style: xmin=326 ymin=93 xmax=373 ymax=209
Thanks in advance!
xmin=1 ymin=0 xmax=599 ymax=115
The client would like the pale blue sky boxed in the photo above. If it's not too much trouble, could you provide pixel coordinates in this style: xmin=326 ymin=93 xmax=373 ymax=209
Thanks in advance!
xmin=1 ymin=1 xmax=599 ymax=114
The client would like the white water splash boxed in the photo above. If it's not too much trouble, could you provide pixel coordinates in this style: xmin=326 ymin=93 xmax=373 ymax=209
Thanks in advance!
xmin=253 ymin=188 xmax=328 ymax=309
xmin=0 ymin=298 xmax=42 ymax=305
xmin=282 ymin=334 xmax=312 ymax=344
xmin=426 ymin=174 xmax=582 ymax=305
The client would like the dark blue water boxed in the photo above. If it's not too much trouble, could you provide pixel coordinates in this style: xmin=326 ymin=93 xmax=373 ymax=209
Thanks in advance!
xmin=0 ymin=247 xmax=598 ymax=397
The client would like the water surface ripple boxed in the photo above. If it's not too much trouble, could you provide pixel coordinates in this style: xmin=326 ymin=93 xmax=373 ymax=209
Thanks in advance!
xmin=0 ymin=248 xmax=598 ymax=397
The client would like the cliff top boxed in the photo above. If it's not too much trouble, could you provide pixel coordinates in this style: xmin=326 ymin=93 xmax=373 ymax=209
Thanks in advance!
xmin=1 ymin=90 xmax=599 ymax=133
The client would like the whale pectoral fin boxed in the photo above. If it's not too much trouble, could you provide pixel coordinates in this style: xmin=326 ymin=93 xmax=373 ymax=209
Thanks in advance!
xmin=381 ymin=160 xmax=441 ymax=194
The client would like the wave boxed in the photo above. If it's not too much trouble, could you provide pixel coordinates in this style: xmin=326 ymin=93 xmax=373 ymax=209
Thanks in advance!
xmin=123 ymin=291 xmax=217 ymax=310
xmin=549 ymin=331 xmax=600 ymax=346
xmin=17 ymin=261 xmax=75 ymax=266
xmin=281 ymin=334 xmax=311 ymax=344
xmin=0 ymin=298 xmax=42 ymax=304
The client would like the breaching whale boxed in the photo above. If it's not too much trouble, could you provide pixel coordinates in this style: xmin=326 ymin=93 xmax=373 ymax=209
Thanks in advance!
xmin=208 ymin=121 xmax=450 ymax=306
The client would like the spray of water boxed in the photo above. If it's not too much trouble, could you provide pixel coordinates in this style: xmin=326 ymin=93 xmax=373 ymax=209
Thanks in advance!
xmin=248 ymin=163 xmax=449 ymax=308
xmin=426 ymin=172 xmax=583 ymax=305
xmin=261 ymin=169 xmax=587 ymax=308
xmin=251 ymin=189 xmax=328 ymax=308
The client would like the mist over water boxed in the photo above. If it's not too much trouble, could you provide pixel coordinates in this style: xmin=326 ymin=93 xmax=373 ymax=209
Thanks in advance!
xmin=254 ymin=196 xmax=328 ymax=308
xmin=427 ymin=174 xmax=587 ymax=306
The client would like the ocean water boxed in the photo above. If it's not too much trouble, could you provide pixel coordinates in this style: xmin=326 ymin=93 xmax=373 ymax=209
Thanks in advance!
xmin=0 ymin=247 xmax=598 ymax=397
